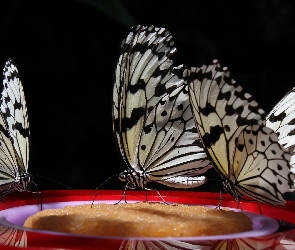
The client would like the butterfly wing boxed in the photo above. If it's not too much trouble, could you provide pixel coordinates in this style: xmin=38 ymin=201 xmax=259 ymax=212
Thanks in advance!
xmin=113 ymin=25 xmax=179 ymax=172
xmin=113 ymin=25 xmax=211 ymax=188
xmin=189 ymin=60 xmax=294 ymax=204
xmin=140 ymin=82 xmax=211 ymax=187
xmin=1 ymin=59 xmax=29 ymax=172
xmin=233 ymin=124 xmax=292 ymax=205
xmin=0 ymin=113 xmax=20 ymax=187
xmin=188 ymin=60 xmax=265 ymax=179
xmin=266 ymin=87 xmax=295 ymax=188
xmin=0 ymin=59 xmax=29 ymax=190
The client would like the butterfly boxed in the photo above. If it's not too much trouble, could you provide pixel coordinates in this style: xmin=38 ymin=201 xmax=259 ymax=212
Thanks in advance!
xmin=266 ymin=87 xmax=295 ymax=189
xmin=188 ymin=59 xmax=295 ymax=205
xmin=0 ymin=59 xmax=37 ymax=199
xmin=112 ymin=25 xmax=212 ymax=191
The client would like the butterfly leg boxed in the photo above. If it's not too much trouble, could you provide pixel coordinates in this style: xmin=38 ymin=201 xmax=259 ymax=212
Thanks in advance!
xmin=143 ymin=187 xmax=168 ymax=204
xmin=235 ymin=199 xmax=243 ymax=212
xmin=123 ymin=187 xmax=128 ymax=203
xmin=215 ymin=188 xmax=223 ymax=209
xmin=29 ymin=180 xmax=43 ymax=210
xmin=113 ymin=185 xmax=128 ymax=205
xmin=145 ymin=189 xmax=148 ymax=202
xmin=30 ymin=190 xmax=43 ymax=211
xmin=30 ymin=191 xmax=43 ymax=211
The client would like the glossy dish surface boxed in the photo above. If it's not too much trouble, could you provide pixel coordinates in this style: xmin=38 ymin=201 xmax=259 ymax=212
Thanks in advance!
xmin=0 ymin=201 xmax=279 ymax=239
xmin=0 ymin=190 xmax=294 ymax=250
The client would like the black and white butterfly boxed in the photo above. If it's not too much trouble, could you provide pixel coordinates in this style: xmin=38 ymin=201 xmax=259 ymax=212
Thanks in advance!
xmin=112 ymin=25 xmax=212 ymax=191
xmin=266 ymin=87 xmax=295 ymax=190
xmin=0 ymin=59 xmax=37 ymax=199
xmin=188 ymin=59 xmax=295 ymax=205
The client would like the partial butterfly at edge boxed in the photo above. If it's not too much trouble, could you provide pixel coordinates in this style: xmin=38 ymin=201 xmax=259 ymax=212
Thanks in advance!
xmin=266 ymin=87 xmax=295 ymax=190
xmin=0 ymin=59 xmax=41 ymax=205
xmin=188 ymin=59 xmax=295 ymax=205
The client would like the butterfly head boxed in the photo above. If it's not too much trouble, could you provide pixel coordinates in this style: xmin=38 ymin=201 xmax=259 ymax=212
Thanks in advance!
xmin=119 ymin=171 xmax=128 ymax=183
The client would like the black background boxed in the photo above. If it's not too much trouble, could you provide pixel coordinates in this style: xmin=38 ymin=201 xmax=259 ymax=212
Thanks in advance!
xmin=1 ymin=0 xmax=295 ymax=200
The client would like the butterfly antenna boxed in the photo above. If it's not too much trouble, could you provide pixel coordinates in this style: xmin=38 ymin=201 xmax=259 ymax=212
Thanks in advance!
xmin=91 ymin=174 xmax=118 ymax=206
xmin=90 ymin=174 xmax=115 ymax=196
xmin=34 ymin=174 xmax=71 ymax=190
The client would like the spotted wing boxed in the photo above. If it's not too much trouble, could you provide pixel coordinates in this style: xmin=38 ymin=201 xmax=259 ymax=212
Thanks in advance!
xmin=0 ymin=59 xmax=29 ymax=187
xmin=266 ymin=87 xmax=295 ymax=189
xmin=1 ymin=59 xmax=29 ymax=172
xmin=0 ymin=113 xmax=20 ymax=187
xmin=140 ymin=83 xmax=212 ymax=187
xmin=189 ymin=60 xmax=294 ymax=204
xmin=113 ymin=25 xmax=180 ymax=172
xmin=113 ymin=25 xmax=211 ymax=188
xmin=188 ymin=60 xmax=265 ymax=179
xmin=232 ymin=124 xmax=292 ymax=205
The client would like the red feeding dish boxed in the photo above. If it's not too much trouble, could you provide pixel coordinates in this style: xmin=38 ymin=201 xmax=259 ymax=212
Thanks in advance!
xmin=0 ymin=190 xmax=294 ymax=250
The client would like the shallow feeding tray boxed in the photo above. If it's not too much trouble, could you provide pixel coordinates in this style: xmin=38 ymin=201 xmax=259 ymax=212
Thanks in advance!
xmin=0 ymin=190 xmax=294 ymax=250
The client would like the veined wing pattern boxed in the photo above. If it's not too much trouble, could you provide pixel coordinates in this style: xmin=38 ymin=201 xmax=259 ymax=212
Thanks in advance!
xmin=188 ymin=59 xmax=294 ymax=205
xmin=266 ymin=87 xmax=295 ymax=189
xmin=113 ymin=25 xmax=212 ymax=189
xmin=0 ymin=59 xmax=31 ymax=196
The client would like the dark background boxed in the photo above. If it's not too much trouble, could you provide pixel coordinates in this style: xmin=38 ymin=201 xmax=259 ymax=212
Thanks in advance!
xmin=1 ymin=0 xmax=295 ymax=199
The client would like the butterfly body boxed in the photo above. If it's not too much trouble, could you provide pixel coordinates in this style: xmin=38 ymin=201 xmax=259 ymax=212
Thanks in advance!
xmin=119 ymin=169 xmax=207 ymax=189
xmin=113 ymin=25 xmax=212 ymax=191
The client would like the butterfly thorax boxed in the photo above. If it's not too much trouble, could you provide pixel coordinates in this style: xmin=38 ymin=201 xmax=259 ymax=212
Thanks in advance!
xmin=14 ymin=172 xmax=31 ymax=192
xmin=119 ymin=170 xmax=149 ymax=189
